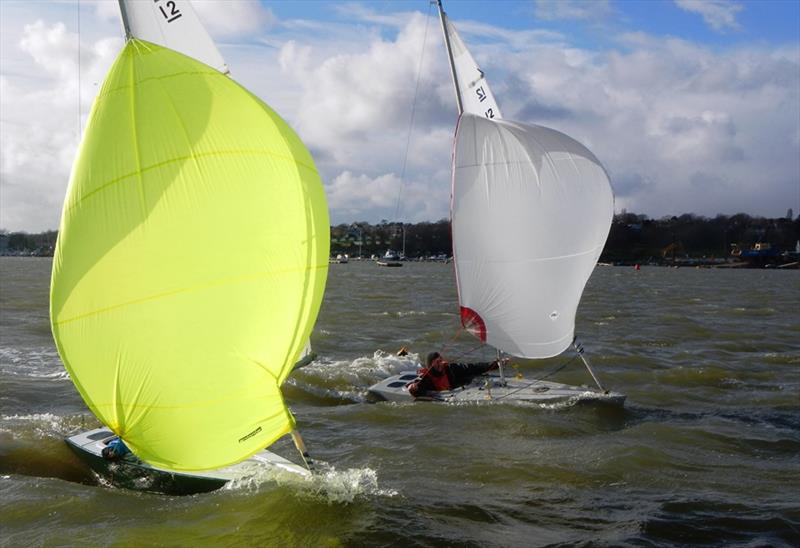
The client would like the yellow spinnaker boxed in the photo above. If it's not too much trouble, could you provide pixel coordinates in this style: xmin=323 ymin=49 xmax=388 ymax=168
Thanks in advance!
xmin=50 ymin=40 xmax=329 ymax=471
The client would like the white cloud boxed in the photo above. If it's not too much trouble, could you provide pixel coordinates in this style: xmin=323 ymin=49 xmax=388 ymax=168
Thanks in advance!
xmin=1 ymin=16 xmax=120 ymax=232
xmin=333 ymin=2 xmax=414 ymax=29
xmin=326 ymin=170 xmax=448 ymax=224
xmin=192 ymin=0 xmax=275 ymax=38
xmin=0 ymin=2 xmax=798 ymax=231
xmin=488 ymin=27 xmax=799 ymax=218
xmin=675 ymin=0 xmax=743 ymax=32
xmin=91 ymin=0 xmax=121 ymax=23
xmin=268 ymin=10 xmax=457 ymax=224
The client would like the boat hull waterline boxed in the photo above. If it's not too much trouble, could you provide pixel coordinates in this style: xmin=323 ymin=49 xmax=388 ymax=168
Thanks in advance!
xmin=368 ymin=372 xmax=625 ymax=406
xmin=65 ymin=428 xmax=309 ymax=495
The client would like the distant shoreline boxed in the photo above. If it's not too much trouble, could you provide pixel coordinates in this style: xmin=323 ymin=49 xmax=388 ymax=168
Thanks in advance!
xmin=2 ymin=212 xmax=798 ymax=269
xmin=3 ymin=255 xmax=796 ymax=270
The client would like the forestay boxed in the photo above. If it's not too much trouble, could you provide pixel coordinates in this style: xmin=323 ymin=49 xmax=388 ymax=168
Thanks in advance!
xmin=118 ymin=0 xmax=228 ymax=73
xmin=50 ymin=40 xmax=329 ymax=471
xmin=441 ymin=14 xmax=502 ymax=120
xmin=452 ymin=114 xmax=613 ymax=359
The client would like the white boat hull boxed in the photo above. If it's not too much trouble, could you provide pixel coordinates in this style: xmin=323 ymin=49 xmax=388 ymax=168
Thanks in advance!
xmin=65 ymin=427 xmax=309 ymax=495
xmin=367 ymin=371 xmax=625 ymax=406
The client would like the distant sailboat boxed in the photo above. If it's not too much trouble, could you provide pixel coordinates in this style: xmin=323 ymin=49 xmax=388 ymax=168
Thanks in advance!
xmin=377 ymin=249 xmax=403 ymax=267
xmin=369 ymin=1 xmax=623 ymax=405
xmin=54 ymin=0 xmax=329 ymax=493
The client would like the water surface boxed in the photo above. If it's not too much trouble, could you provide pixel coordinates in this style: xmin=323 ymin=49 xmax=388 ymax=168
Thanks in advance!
xmin=1 ymin=257 xmax=798 ymax=546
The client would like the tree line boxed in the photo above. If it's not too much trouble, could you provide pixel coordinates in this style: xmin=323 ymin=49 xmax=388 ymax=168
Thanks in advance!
xmin=603 ymin=212 xmax=798 ymax=265
xmin=2 ymin=213 xmax=798 ymax=264
xmin=0 ymin=230 xmax=57 ymax=256
xmin=332 ymin=213 xmax=799 ymax=264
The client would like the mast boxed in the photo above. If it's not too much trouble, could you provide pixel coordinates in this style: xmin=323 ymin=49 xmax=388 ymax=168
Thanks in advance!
xmin=436 ymin=0 xmax=463 ymax=115
xmin=117 ymin=0 xmax=132 ymax=40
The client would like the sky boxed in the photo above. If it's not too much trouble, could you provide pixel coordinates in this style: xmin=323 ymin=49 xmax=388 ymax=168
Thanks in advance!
xmin=0 ymin=0 xmax=798 ymax=232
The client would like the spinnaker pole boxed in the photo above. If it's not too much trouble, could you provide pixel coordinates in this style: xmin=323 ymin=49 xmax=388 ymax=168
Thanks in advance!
xmin=435 ymin=0 xmax=463 ymax=115
xmin=290 ymin=430 xmax=315 ymax=472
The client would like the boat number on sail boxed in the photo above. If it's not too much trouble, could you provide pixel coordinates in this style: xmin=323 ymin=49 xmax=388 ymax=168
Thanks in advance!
xmin=475 ymin=87 xmax=496 ymax=118
xmin=238 ymin=426 xmax=262 ymax=443
xmin=154 ymin=0 xmax=183 ymax=24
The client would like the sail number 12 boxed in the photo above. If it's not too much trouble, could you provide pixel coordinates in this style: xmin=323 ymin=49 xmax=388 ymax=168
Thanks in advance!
xmin=154 ymin=0 xmax=183 ymax=23
xmin=475 ymin=86 xmax=495 ymax=118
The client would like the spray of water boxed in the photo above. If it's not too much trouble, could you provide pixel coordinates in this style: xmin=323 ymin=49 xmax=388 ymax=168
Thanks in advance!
xmin=286 ymin=350 xmax=421 ymax=402
xmin=224 ymin=460 xmax=398 ymax=503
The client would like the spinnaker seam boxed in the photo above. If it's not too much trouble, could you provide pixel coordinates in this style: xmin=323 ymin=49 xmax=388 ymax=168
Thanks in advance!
xmin=54 ymin=262 xmax=329 ymax=326
xmin=67 ymin=148 xmax=319 ymax=213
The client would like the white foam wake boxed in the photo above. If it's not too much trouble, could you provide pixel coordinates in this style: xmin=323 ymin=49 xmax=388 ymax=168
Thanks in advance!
xmin=285 ymin=350 xmax=421 ymax=401
xmin=224 ymin=461 xmax=397 ymax=503
xmin=0 ymin=412 xmax=89 ymax=438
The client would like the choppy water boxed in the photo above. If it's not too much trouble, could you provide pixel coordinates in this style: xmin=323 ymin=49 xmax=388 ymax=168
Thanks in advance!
xmin=1 ymin=257 xmax=798 ymax=546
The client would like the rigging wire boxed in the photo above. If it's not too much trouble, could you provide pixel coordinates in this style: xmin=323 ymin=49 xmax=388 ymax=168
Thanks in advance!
xmin=392 ymin=1 xmax=433 ymax=223
xmin=493 ymin=354 xmax=580 ymax=401
xmin=436 ymin=322 xmax=488 ymax=364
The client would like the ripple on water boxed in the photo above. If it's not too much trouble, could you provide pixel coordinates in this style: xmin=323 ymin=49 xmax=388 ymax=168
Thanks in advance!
xmin=638 ymin=498 xmax=800 ymax=546
xmin=2 ymin=259 xmax=799 ymax=545
xmin=0 ymin=346 xmax=65 ymax=378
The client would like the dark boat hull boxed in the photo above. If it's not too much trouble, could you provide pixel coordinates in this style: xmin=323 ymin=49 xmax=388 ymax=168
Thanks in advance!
xmin=65 ymin=428 xmax=308 ymax=495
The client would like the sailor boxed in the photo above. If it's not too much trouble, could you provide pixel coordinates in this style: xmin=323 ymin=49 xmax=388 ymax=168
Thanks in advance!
xmin=101 ymin=436 xmax=131 ymax=460
xmin=406 ymin=351 xmax=504 ymax=397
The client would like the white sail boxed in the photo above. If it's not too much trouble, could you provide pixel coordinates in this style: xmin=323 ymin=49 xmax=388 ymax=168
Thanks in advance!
xmin=451 ymin=114 xmax=613 ymax=359
xmin=441 ymin=13 xmax=502 ymax=120
xmin=118 ymin=0 xmax=228 ymax=74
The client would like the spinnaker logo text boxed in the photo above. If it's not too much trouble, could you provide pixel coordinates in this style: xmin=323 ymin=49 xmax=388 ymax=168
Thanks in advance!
xmin=238 ymin=426 xmax=262 ymax=443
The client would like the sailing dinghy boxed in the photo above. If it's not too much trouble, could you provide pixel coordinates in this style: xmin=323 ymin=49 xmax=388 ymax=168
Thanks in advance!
xmin=369 ymin=1 xmax=624 ymax=406
xmin=54 ymin=0 xmax=329 ymax=493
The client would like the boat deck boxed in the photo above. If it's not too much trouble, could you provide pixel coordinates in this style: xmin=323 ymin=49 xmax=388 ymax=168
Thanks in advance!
xmin=368 ymin=371 xmax=625 ymax=406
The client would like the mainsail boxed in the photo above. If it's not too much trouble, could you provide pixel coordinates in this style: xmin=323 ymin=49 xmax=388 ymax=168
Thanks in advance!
xmin=437 ymin=1 xmax=613 ymax=360
xmin=50 ymin=39 xmax=329 ymax=471
xmin=118 ymin=0 xmax=228 ymax=73
xmin=438 ymin=8 xmax=501 ymax=119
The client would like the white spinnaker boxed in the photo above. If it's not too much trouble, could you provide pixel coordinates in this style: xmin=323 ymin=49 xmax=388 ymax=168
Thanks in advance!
xmin=452 ymin=114 xmax=613 ymax=359
xmin=443 ymin=15 xmax=502 ymax=120
xmin=118 ymin=0 xmax=228 ymax=74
